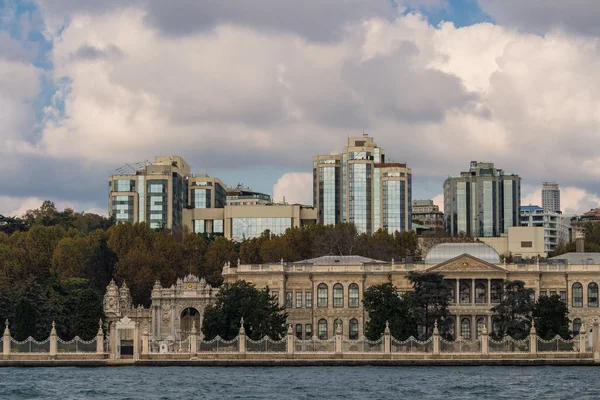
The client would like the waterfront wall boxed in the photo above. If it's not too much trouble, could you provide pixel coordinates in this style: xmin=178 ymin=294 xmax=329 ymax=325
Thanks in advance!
xmin=3 ymin=319 xmax=600 ymax=363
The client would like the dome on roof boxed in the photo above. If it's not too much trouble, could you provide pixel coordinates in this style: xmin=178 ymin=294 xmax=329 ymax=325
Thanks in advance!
xmin=425 ymin=243 xmax=501 ymax=264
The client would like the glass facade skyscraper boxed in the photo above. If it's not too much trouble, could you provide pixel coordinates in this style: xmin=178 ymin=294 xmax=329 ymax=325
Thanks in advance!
xmin=313 ymin=136 xmax=412 ymax=234
xmin=444 ymin=161 xmax=521 ymax=237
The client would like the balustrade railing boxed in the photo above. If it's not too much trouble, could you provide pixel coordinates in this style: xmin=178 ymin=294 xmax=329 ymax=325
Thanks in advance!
xmin=537 ymin=336 xmax=579 ymax=352
xmin=10 ymin=337 xmax=50 ymax=353
xmin=294 ymin=337 xmax=335 ymax=353
xmin=246 ymin=336 xmax=286 ymax=353
xmin=440 ymin=337 xmax=481 ymax=353
xmin=197 ymin=336 xmax=239 ymax=353
xmin=342 ymin=336 xmax=384 ymax=353
xmin=489 ymin=336 xmax=530 ymax=353
xmin=56 ymin=337 xmax=97 ymax=353
xmin=391 ymin=336 xmax=433 ymax=353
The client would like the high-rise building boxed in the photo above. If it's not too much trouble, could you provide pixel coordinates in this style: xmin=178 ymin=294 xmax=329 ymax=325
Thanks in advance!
xmin=520 ymin=205 xmax=570 ymax=253
xmin=542 ymin=182 xmax=560 ymax=213
xmin=109 ymin=155 xmax=317 ymax=238
xmin=443 ymin=161 xmax=521 ymax=237
xmin=313 ymin=135 xmax=412 ymax=234
xmin=109 ymin=156 xmax=192 ymax=230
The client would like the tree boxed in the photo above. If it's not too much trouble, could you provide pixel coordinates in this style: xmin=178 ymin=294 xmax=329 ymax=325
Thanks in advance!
xmin=0 ymin=215 xmax=29 ymax=235
xmin=203 ymin=236 xmax=238 ymax=286
xmin=363 ymin=283 xmax=415 ymax=340
xmin=312 ymin=223 xmax=361 ymax=256
xmin=407 ymin=272 xmax=452 ymax=339
xmin=491 ymin=280 xmax=534 ymax=339
xmin=533 ymin=294 xmax=571 ymax=339
xmin=51 ymin=237 xmax=94 ymax=283
xmin=201 ymin=280 xmax=287 ymax=340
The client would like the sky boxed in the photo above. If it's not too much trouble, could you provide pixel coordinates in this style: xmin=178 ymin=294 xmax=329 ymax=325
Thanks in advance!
xmin=1 ymin=0 xmax=600 ymax=218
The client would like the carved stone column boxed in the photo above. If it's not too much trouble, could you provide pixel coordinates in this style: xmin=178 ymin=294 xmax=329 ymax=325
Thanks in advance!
xmin=3 ymin=320 xmax=10 ymax=359
xmin=487 ymin=279 xmax=491 ymax=305
xmin=96 ymin=319 xmax=104 ymax=355
xmin=384 ymin=321 xmax=391 ymax=355
xmin=529 ymin=320 xmax=537 ymax=356
xmin=471 ymin=279 xmax=475 ymax=304
xmin=481 ymin=324 xmax=489 ymax=354
xmin=432 ymin=321 xmax=440 ymax=355
xmin=49 ymin=321 xmax=57 ymax=359
xmin=238 ymin=318 xmax=246 ymax=356
xmin=456 ymin=279 xmax=460 ymax=304
xmin=286 ymin=324 xmax=295 ymax=357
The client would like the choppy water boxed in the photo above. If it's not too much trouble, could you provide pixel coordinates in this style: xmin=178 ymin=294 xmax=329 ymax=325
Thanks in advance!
xmin=0 ymin=366 xmax=595 ymax=399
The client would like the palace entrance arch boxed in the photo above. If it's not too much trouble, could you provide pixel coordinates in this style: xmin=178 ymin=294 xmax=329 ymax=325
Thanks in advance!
xmin=180 ymin=307 xmax=201 ymax=338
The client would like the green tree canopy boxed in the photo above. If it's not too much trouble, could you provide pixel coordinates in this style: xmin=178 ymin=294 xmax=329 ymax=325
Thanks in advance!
xmin=533 ymin=294 xmax=571 ymax=339
xmin=407 ymin=272 xmax=452 ymax=339
xmin=201 ymin=280 xmax=287 ymax=341
xmin=362 ymin=282 xmax=415 ymax=341
xmin=491 ymin=280 xmax=534 ymax=340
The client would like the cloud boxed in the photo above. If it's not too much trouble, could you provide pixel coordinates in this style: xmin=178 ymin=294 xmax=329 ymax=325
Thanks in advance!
xmin=1 ymin=1 xmax=598 ymax=217
xmin=272 ymin=172 xmax=313 ymax=205
xmin=431 ymin=193 xmax=444 ymax=213
xmin=0 ymin=195 xmax=106 ymax=218
xmin=478 ymin=0 xmax=600 ymax=36
xmin=521 ymin=186 xmax=600 ymax=216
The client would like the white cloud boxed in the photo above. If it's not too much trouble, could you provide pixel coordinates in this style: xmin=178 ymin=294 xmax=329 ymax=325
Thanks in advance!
xmin=272 ymin=173 xmax=313 ymax=205
xmin=0 ymin=1 xmax=597 ymax=216
xmin=521 ymin=187 xmax=600 ymax=216
xmin=0 ymin=196 xmax=107 ymax=218
xmin=431 ymin=193 xmax=444 ymax=213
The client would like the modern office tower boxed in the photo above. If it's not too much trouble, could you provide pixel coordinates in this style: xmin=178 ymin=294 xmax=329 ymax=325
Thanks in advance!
xmin=313 ymin=135 xmax=412 ymax=234
xmin=520 ymin=205 xmax=570 ymax=253
xmin=412 ymin=199 xmax=444 ymax=231
xmin=187 ymin=174 xmax=228 ymax=234
xmin=109 ymin=156 xmax=191 ymax=230
xmin=542 ymin=182 xmax=560 ymax=213
xmin=443 ymin=161 xmax=521 ymax=237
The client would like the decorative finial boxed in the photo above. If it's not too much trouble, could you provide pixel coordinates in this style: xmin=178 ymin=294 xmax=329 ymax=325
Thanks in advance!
xmin=384 ymin=320 xmax=391 ymax=335
xmin=3 ymin=319 xmax=9 ymax=335
xmin=433 ymin=320 xmax=439 ymax=335
xmin=287 ymin=324 xmax=293 ymax=334
xmin=5 ymin=319 xmax=8 ymax=328
xmin=481 ymin=324 xmax=488 ymax=335
xmin=240 ymin=317 xmax=244 ymax=326
xmin=50 ymin=321 xmax=57 ymax=335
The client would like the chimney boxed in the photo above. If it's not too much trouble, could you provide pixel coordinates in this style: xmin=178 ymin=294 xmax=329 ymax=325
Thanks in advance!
xmin=575 ymin=229 xmax=585 ymax=253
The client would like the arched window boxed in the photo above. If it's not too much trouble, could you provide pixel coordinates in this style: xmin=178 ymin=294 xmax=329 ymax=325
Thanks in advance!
xmin=491 ymin=281 xmax=502 ymax=303
xmin=572 ymin=282 xmax=583 ymax=307
xmin=305 ymin=324 xmax=312 ymax=340
xmin=461 ymin=318 xmax=471 ymax=339
xmin=295 ymin=324 xmax=302 ymax=340
xmin=475 ymin=283 xmax=486 ymax=304
xmin=317 ymin=283 xmax=328 ymax=308
xmin=447 ymin=282 xmax=456 ymax=303
xmin=333 ymin=283 xmax=344 ymax=308
xmin=318 ymin=319 xmax=328 ymax=339
xmin=476 ymin=317 xmax=485 ymax=338
xmin=460 ymin=282 xmax=471 ymax=304
xmin=348 ymin=283 xmax=359 ymax=308
xmin=349 ymin=319 xmax=359 ymax=340
xmin=573 ymin=318 xmax=582 ymax=336
xmin=588 ymin=283 xmax=598 ymax=307
xmin=334 ymin=319 xmax=343 ymax=335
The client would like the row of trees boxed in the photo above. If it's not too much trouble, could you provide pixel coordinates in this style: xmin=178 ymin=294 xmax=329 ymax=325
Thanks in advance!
xmin=0 ymin=202 xmax=422 ymax=340
xmin=363 ymin=276 xmax=571 ymax=341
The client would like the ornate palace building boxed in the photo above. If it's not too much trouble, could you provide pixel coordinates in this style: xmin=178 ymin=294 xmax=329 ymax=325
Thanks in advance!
xmin=223 ymin=243 xmax=599 ymax=341
xmin=104 ymin=243 xmax=600 ymax=343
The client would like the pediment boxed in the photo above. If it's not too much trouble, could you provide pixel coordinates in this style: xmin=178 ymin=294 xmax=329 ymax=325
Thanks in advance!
xmin=427 ymin=254 xmax=506 ymax=273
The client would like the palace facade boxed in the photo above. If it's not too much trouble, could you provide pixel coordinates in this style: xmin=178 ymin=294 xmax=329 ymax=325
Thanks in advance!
xmin=104 ymin=243 xmax=600 ymax=342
